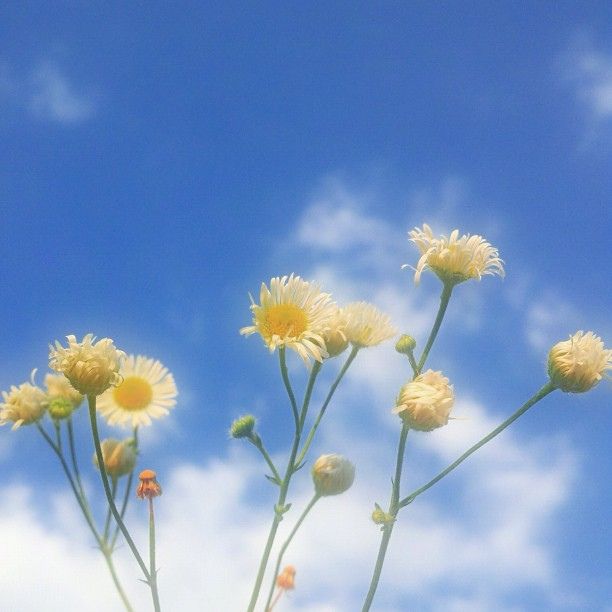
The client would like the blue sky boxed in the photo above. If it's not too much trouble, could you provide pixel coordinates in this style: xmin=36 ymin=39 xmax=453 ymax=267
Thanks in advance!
xmin=0 ymin=3 xmax=610 ymax=611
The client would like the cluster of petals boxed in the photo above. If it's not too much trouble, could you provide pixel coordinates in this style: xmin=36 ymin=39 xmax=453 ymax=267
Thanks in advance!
xmin=49 ymin=334 xmax=126 ymax=396
xmin=548 ymin=331 xmax=611 ymax=393
xmin=0 ymin=374 xmax=48 ymax=430
xmin=342 ymin=301 xmax=397 ymax=348
xmin=393 ymin=369 xmax=454 ymax=431
xmin=311 ymin=453 xmax=355 ymax=496
xmin=407 ymin=223 xmax=504 ymax=285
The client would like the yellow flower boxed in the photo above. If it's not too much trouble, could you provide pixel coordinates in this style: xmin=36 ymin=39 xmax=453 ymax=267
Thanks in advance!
xmin=312 ymin=453 xmax=355 ymax=496
xmin=406 ymin=223 xmax=504 ymax=286
xmin=548 ymin=331 xmax=611 ymax=393
xmin=342 ymin=302 xmax=396 ymax=348
xmin=0 ymin=372 xmax=48 ymax=430
xmin=97 ymin=355 xmax=177 ymax=428
xmin=44 ymin=373 xmax=83 ymax=407
xmin=240 ymin=274 xmax=337 ymax=364
xmin=393 ymin=370 xmax=454 ymax=431
xmin=94 ymin=438 xmax=137 ymax=478
xmin=49 ymin=334 xmax=125 ymax=396
xmin=322 ymin=308 xmax=349 ymax=358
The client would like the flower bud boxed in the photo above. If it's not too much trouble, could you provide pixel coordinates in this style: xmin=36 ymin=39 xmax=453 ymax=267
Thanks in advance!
xmin=371 ymin=503 xmax=394 ymax=525
xmin=48 ymin=397 xmax=75 ymax=420
xmin=136 ymin=468 xmax=162 ymax=499
xmin=94 ymin=438 xmax=137 ymax=478
xmin=311 ymin=454 xmax=355 ymax=496
xmin=230 ymin=414 xmax=256 ymax=439
xmin=548 ymin=331 xmax=611 ymax=393
xmin=44 ymin=373 xmax=83 ymax=408
xmin=395 ymin=334 xmax=417 ymax=355
xmin=393 ymin=370 xmax=454 ymax=431
xmin=322 ymin=309 xmax=349 ymax=358
xmin=276 ymin=565 xmax=296 ymax=590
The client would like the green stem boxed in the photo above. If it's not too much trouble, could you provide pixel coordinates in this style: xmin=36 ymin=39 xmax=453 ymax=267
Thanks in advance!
xmin=294 ymin=347 xmax=359 ymax=469
xmin=263 ymin=493 xmax=320 ymax=611
xmin=87 ymin=395 xmax=151 ymax=582
xmin=362 ymin=423 xmax=409 ymax=611
xmin=53 ymin=419 xmax=62 ymax=453
xmin=36 ymin=422 xmax=134 ymax=612
xmin=249 ymin=436 xmax=282 ymax=485
xmin=148 ymin=498 xmax=162 ymax=612
xmin=279 ymin=348 xmax=299 ymax=429
xmin=416 ymin=283 xmax=453 ymax=374
xmin=407 ymin=350 xmax=419 ymax=377
xmin=103 ymin=477 xmax=118 ymax=543
xmin=67 ymin=416 xmax=87 ymax=506
xmin=398 ymin=382 xmax=557 ymax=508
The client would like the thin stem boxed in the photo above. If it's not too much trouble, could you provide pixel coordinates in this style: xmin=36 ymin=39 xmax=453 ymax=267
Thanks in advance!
xmin=407 ymin=350 xmax=419 ymax=377
xmin=399 ymin=382 xmax=557 ymax=508
xmin=148 ymin=498 xmax=162 ymax=612
xmin=103 ymin=477 xmax=118 ymax=543
xmin=279 ymin=348 xmax=299 ymax=429
xmin=263 ymin=493 xmax=320 ymax=611
xmin=67 ymin=415 xmax=87 ymax=505
xmin=249 ymin=436 xmax=282 ymax=484
xmin=87 ymin=395 xmax=151 ymax=582
xmin=102 ymin=551 xmax=135 ymax=612
xmin=53 ymin=419 xmax=62 ymax=453
xmin=295 ymin=346 xmax=359 ymax=469
xmin=362 ymin=423 xmax=409 ymax=612
xmin=267 ymin=588 xmax=283 ymax=612
xmin=416 ymin=283 xmax=453 ymax=374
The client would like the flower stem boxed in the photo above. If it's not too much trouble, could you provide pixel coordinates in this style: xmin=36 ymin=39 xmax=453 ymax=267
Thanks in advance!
xmin=279 ymin=348 xmax=299 ymax=429
xmin=249 ymin=435 xmax=282 ymax=485
xmin=263 ymin=493 xmax=321 ymax=611
xmin=103 ymin=477 xmax=118 ymax=543
xmin=416 ymin=283 xmax=453 ymax=374
xmin=362 ymin=423 xmax=409 ymax=612
xmin=67 ymin=415 xmax=88 ymax=506
xmin=398 ymin=382 xmax=556 ymax=509
xmin=148 ymin=498 xmax=162 ymax=612
xmin=87 ymin=395 xmax=151 ymax=583
xmin=102 ymin=550 xmax=136 ymax=612
xmin=294 ymin=346 xmax=359 ymax=469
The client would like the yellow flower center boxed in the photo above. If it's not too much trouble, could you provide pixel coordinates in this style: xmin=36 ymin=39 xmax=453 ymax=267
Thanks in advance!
xmin=113 ymin=376 xmax=153 ymax=411
xmin=262 ymin=304 xmax=308 ymax=339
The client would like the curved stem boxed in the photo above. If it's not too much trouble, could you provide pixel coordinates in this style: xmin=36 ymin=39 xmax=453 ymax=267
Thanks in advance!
xmin=295 ymin=347 xmax=359 ymax=469
xmin=148 ymin=498 xmax=162 ymax=612
xmin=249 ymin=436 xmax=282 ymax=484
xmin=87 ymin=395 xmax=151 ymax=582
xmin=279 ymin=348 xmax=299 ymax=429
xmin=102 ymin=551 xmax=135 ymax=612
xmin=399 ymin=382 xmax=556 ymax=508
xmin=416 ymin=283 xmax=453 ymax=374
xmin=362 ymin=423 xmax=409 ymax=611
xmin=263 ymin=493 xmax=320 ymax=611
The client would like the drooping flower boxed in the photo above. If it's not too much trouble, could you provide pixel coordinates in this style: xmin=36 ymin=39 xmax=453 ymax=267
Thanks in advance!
xmin=240 ymin=274 xmax=337 ymax=364
xmin=49 ymin=334 xmax=125 ymax=396
xmin=406 ymin=224 xmax=504 ymax=286
xmin=0 ymin=373 xmax=48 ymax=430
xmin=548 ymin=331 xmax=611 ymax=393
xmin=393 ymin=369 xmax=454 ymax=431
xmin=276 ymin=565 xmax=296 ymax=591
xmin=136 ymin=469 xmax=162 ymax=499
xmin=312 ymin=453 xmax=355 ymax=496
xmin=94 ymin=438 xmax=137 ymax=478
xmin=342 ymin=302 xmax=396 ymax=348
xmin=97 ymin=355 xmax=177 ymax=428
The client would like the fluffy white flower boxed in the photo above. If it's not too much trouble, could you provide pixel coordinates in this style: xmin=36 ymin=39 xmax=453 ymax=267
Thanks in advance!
xmin=342 ymin=302 xmax=396 ymax=348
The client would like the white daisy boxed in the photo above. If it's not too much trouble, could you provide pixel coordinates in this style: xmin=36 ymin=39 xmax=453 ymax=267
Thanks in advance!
xmin=97 ymin=355 xmax=177 ymax=427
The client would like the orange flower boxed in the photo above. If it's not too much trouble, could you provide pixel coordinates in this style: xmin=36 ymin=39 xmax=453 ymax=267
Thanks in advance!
xmin=276 ymin=565 xmax=296 ymax=591
xmin=136 ymin=469 xmax=162 ymax=499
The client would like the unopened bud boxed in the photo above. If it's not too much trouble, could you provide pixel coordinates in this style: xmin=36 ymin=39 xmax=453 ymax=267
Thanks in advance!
xmin=312 ymin=454 xmax=355 ymax=496
xmin=94 ymin=438 xmax=137 ymax=478
xmin=230 ymin=414 xmax=256 ymax=439
xmin=395 ymin=334 xmax=416 ymax=355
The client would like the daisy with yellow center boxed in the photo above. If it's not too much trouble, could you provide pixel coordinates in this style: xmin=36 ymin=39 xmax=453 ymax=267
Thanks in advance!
xmin=240 ymin=274 xmax=337 ymax=364
xmin=406 ymin=223 xmax=505 ymax=286
xmin=548 ymin=331 xmax=611 ymax=393
xmin=97 ymin=355 xmax=178 ymax=427
xmin=342 ymin=302 xmax=397 ymax=348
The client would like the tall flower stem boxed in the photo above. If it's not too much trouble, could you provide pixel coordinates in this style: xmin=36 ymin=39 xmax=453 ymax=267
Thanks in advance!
xmin=67 ymin=415 xmax=88 ymax=506
xmin=246 ymin=353 xmax=321 ymax=612
xmin=36 ymin=422 xmax=134 ymax=612
xmin=87 ymin=395 xmax=151 ymax=583
xmin=148 ymin=497 xmax=162 ymax=612
xmin=263 ymin=493 xmax=321 ymax=611
xmin=399 ymin=382 xmax=556 ymax=508
xmin=362 ymin=423 xmax=409 ymax=612
xmin=416 ymin=283 xmax=453 ymax=374
xmin=249 ymin=435 xmax=282 ymax=485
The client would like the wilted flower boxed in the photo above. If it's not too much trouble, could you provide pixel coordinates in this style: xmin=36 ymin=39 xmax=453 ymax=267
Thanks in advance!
xmin=322 ymin=308 xmax=349 ymax=358
xmin=230 ymin=414 xmax=257 ymax=439
xmin=136 ymin=469 xmax=162 ymax=499
xmin=393 ymin=370 xmax=454 ymax=431
xmin=97 ymin=355 xmax=177 ymax=428
xmin=276 ymin=565 xmax=296 ymax=591
xmin=312 ymin=454 xmax=355 ymax=496
xmin=49 ymin=334 xmax=125 ymax=396
xmin=407 ymin=223 xmax=504 ymax=286
xmin=342 ymin=302 xmax=396 ymax=348
xmin=94 ymin=438 xmax=137 ymax=478
xmin=240 ymin=274 xmax=337 ymax=364
xmin=0 ymin=373 xmax=47 ymax=430
xmin=44 ymin=373 xmax=83 ymax=407
xmin=548 ymin=331 xmax=611 ymax=393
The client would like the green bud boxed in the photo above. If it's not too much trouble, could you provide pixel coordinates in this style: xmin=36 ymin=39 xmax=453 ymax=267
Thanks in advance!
xmin=371 ymin=503 xmax=394 ymax=525
xmin=48 ymin=397 xmax=74 ymax=420
xmin=395 ymin=334 xmax=417 ymax=355
xmin=230 ymin=414 xmax=256 ymax=439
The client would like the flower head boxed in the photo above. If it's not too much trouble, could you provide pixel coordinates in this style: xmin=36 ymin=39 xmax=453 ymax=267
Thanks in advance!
xmin=229 ymin=414 xmax=257 ymax=439
xmin=240 ymin=274 xmax=337 ymax=364
xmin=312 ymin=454 xmax=355 ymax=496
xmin=407 ymin=224 xmax=504 ymax=286
xmin=276 ymin=565 xmax=296 ymax=591
xmin=322 ymin=308 xmax=349 ymax=358
xmin=97 ymin=355 xmax=177 ymax=428
xmin=94 ymin=438 xmax=137 ymax=478
xmin=548 ymin=331 xmax=611 ymax=393
xmin=44 ymin=373 xmax=83 ymax=407
xmin=342 ymin=302 xmax=396 ymax=348
xmin=49 ymin=334 xmax=125 ymax=396
xmin=136 ymin=469 xmax=162 ymax=499
xmin=0 ymin=373 xmax=47 ymax=430
xmin=395 ymin=334 xmax=417 ymax=355
xmin=393 ymin=370 xmax=454 ymax=431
